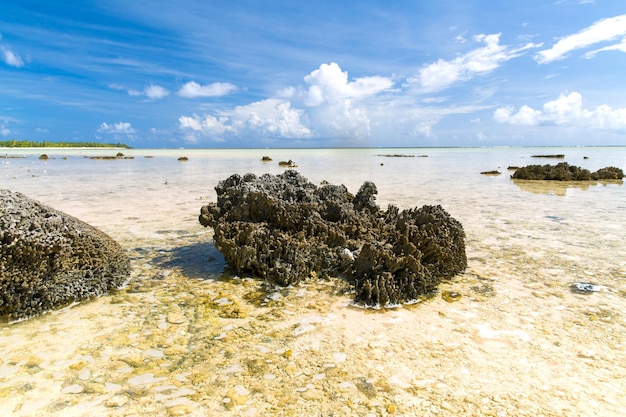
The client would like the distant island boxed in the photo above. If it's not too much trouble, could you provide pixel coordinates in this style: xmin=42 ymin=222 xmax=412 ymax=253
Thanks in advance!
xmin=0 ymin=140 xmax=131 ymax=149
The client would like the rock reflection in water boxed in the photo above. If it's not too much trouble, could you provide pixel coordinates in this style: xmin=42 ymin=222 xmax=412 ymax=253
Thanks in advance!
xmin=512 ymin=179 xmax=623 ymax=195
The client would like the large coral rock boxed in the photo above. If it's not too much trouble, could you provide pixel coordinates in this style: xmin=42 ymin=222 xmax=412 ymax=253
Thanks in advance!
xmin=1 ymin=189 xmax=131 ymax=321
xmin=511 ymin=162 xmax=624 ymax=181
xmin=199 ymin=171 xmax=466 ymax=307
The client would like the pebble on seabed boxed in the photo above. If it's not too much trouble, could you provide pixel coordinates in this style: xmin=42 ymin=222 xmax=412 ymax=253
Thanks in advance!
xmin=61 ymin=384 xmax=84 ymax=394
xmin=104 ymin=395 xmax=128 ymax=407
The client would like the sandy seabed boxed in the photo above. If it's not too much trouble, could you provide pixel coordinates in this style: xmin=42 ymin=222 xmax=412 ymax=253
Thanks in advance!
xmin=1 ymin=148 xmax=625 ymax=416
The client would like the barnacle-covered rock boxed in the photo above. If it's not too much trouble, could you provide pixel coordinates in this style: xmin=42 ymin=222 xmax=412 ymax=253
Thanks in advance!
xmin=200 ymin=171 xmax=466 ymax=307
xmin=1 ymin=189 xmax=131 ymax=321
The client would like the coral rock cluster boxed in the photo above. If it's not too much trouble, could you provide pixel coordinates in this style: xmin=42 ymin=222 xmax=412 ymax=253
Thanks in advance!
xmin=199 ymin=171 xmax=467 ymax=307
xmin=511 ymin=162 xmax=624 ymax=181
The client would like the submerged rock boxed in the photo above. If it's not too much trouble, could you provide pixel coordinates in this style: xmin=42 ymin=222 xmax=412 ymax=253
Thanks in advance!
xmin=199 ymin=171 xmax=466 ymax=307
xmin=0 ymin=189 xmax=131 ymax=321
xmin=511 ymin=162 xmax=624 ymax=181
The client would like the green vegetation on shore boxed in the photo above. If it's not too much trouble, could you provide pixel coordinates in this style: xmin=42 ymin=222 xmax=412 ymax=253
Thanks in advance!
xmin=0 ymin=140 xmax=131 ymax=149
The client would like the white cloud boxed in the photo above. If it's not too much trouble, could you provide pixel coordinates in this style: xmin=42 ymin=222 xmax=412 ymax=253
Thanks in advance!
xmin=454 ymin=32 xmax=468 ymax=44
xmin=179 ymin=98 xmax=311 ymax=139
xmin=178 ymin=62 xmax=496 ymax=143
xmin=144 ymin=84 xmax=170 ymax=99
xmin=1 ymin=124 xmax=9 ymax=136
xmin=0 ymin=34 xmax=24 ymax=68
xmin=422 ymin=96 xmax=449 ymax=104
xmin=302 ymin=62 xmax=393 ymax=106
xmin=178 ymin=81 xmax=237 ymax=98
xmin=1 ymin=46 xmax=24 ymax=68
xmin=494 ymin=105 xmax=542 ymax=125
xmin=494 ymin=92 xmax=626 ymax=130
xmin=97 ymin=122 xmax=136 ymax=134
xmin=296 ymin=63 xmax=394 ymax=138
xmin=536 ymin=15 xmax=626 ymax=63
xmin=584 ymin=36 xmax=626 ymax=58
xmin=109 ymin=83 xmax=170 ymax=100
xmin=410 ymin=34 xmax=539 ymax=92
xmin=179 ymin=63 xmax=396 ymax=141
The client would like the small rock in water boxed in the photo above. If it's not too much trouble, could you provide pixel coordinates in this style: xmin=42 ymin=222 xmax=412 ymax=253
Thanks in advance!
xmin=168 ymin=404 xmax=193 ymax=416
xmin=166 ymin=312 xmax=187 ymax=324
xmin=61 ymin=384 xmax=84 ymax=394
xmin=355 ymin=377 xmax=378 ymax=398
xmin=441 ymin=291 xmax=462 ymax=302
xmin=105 ymin=395 xmax=128 ymax=407
xmin=301 ymin=388 xmax=323 ymax=400
xmin=78 ymin=369 xmax=91 ymax=381
xmin=128 ymin=373 xmax=167 ymax=386
xmin=333 ymin=352 xmax=347 ymax=363
xmin=571 ymin=282 xmax=601 ymax=293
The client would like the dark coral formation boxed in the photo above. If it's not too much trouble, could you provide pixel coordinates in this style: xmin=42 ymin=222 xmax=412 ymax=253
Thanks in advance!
xmin=511 ymin=162 xmax=624 ymax=181
xmin=1 ymin=189 xmax=131 ymax=321
xmin=199 ymin=171 xmax=467 ymax=307
xmin=531 ymin=154 xmax=565 ymax=159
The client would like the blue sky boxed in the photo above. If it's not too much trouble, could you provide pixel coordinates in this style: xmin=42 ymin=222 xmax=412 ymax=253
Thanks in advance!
xmin=1 ymin=1 xmax=625 ymax=148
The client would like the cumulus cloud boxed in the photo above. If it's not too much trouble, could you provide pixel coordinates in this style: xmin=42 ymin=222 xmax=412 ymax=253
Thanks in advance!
xmin=298 ymin=63 xmax=394 ymax=138
xmin=536 ymin=14 xmax=626 ymax=63
xmin=178 ymin=62 xmax=491 ymax=144
xmin=302 ymin=62 xmax=393 ymax=106
xmin=179 ymin=98 xmax=311 ymax=139
xmin=98 ymin=122 xmax=136 ymax=134
xmin=178 ymin=81 xmax=237 ymax=98
xmin=494 ymin=92 xmax=626 ymax=130
xmin=144 ymin=84 xmax=170 ymax=99
xmin=179 ymin=63 xmax=396 ymax=141
xmin=494 ymin=105 xmax=542 ymax=125
xmin=410 ymin=34 xmax=540 ymax=92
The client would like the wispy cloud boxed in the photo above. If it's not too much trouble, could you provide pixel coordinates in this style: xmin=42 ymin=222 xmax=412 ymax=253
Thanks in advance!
xmin=536 ymin=14 xmax=626 ymax=63
xmin=109 ymin=83 xmax=170 ymax=100
xmin=408 ymin=34 xmax=541 ymax=92
xmin=584 ymin=36 xmax=626 ymax=58
xmin=177 ymin=81 xmax=237 ymax=98
xmin=494 ymin=92 xmax=626 ymax=129
xmin=0 ymin=34 xmax=25 ymax=68
xmin=2 ymin=48 xmax=24 ymax=68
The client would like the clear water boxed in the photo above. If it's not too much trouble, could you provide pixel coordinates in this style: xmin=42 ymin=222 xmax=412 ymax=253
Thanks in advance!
xmin=1 ymin=147 xmax=625 ymax=416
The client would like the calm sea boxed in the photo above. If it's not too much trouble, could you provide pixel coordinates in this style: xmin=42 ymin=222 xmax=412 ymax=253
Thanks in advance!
xmin=1 ymin=146 xmax=625 ymax=416
xmin=2 ymin=146 xmax=625 ymax=267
